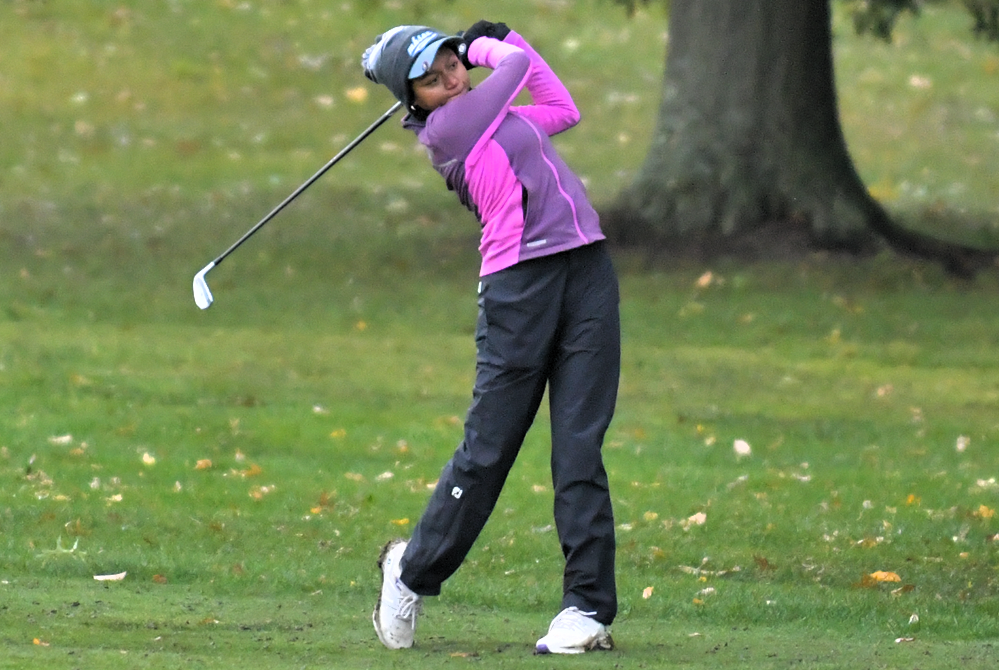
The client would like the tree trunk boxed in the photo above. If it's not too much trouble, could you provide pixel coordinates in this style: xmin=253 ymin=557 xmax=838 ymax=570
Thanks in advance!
xmin=604 ymin=0 xmax=994 ymax=275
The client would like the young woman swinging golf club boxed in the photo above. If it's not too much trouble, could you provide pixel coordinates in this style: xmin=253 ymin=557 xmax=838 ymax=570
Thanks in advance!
xmin=362 ymin=20 xmax=620 ymax=654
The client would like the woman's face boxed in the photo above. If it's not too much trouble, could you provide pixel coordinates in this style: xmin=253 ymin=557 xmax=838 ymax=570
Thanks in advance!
xmin=411 ymin=47 xmax=470 ymax=113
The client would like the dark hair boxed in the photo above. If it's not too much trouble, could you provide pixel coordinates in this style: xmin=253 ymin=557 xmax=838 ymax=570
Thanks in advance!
xmin=407 ymin=90 xmax=430 ymax=121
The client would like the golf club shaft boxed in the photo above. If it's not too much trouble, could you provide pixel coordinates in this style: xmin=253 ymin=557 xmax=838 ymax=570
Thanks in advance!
xmin=209 ymin=101 xmax=403 ymax=267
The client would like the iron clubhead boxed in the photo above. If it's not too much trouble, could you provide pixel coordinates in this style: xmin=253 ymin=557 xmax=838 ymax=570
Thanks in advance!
xmin=193 ymin=262 xmax=216 ymax=310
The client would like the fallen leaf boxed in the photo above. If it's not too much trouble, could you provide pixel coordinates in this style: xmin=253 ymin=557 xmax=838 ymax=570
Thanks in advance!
xmin=249 ymin=485 xmax=275 ymax=500
xmin=681 ymin=512 xmax=707 ymax=531
xmin=48 ymin=435 xmax=73 ymax=445
xmin=236 ymin=463 xmax=263 ymax=478
xmin=642 ymin=586 xmax=654 ymax=599
xmin=152 ymin=574 xmax=168 ymax=584
xmin=311 ymin=491 xmax=334 ymax=514
xmin=390 ymin=518 xmax=409 ymax=526
xmin=870 ymin=570 xmax=902 ymax=583
xmin=678 ymin=564 xmax=741 ymax=577
xmin=195 ymin=459 xmax=212 ymax=470
xmin=975 ymin=478 xmax=997 ymax=490
xmin=733 ymin=439 xmax=752 ymax=458
xmin=94 ymin=571 xmax=127 ymax=581
xmin=754 ymin=555 xmax=775 ymax=571
xmin=345 ymin=86 xmax=368 ymax=103
xmin=142 ymin=452 xmax=156 ymax=466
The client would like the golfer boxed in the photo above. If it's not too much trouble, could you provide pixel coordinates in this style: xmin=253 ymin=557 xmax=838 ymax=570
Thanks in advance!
xmin=362 ymin=20 xmax=620 ymax=654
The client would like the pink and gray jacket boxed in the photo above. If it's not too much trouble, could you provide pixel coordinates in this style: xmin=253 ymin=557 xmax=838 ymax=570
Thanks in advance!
xmin=402 ymin=31 xmax=604 ymax=277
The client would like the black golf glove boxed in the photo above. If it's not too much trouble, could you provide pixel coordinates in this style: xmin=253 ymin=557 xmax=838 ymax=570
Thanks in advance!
xmin=459 ymin=20 xmax=512 ymax=69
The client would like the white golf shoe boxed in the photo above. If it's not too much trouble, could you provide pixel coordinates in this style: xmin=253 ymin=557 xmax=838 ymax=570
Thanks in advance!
xmin=373 ymin=539 xmax=422 ymax=649
xmin=535 ymin=606 xmax=614 ymax=654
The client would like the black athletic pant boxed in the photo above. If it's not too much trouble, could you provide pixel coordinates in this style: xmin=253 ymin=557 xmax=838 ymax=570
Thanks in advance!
xmin=400 ymin=241 xmax=620 ymax=625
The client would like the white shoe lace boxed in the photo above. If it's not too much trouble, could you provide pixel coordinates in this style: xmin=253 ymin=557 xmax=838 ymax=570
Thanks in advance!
xmin=394 ymin=587 xmax=422 ymax=627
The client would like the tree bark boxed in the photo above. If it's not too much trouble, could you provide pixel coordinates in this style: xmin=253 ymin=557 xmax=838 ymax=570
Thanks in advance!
xmin=604 ymin=0 xmax=995 ymax=275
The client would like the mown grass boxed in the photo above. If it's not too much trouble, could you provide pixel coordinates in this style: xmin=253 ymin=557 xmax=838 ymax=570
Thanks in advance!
xmin=2 ymin=1 xmax=998 ymax=668
xmin=4 ymin=257 xmax=999 ymax=668
xmin=834 ymin=2 xmax=999 ymax=246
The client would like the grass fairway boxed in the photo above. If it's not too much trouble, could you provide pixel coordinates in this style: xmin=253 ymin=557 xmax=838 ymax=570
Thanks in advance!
xmin=2 ymin=1 xmax=998 ymax=668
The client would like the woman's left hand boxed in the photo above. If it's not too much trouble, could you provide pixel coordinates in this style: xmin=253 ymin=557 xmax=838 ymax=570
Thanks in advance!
xmin=459 ymin=20 xmax=512 ymax=68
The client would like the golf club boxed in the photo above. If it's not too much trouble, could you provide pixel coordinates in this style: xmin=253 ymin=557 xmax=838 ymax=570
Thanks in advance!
xmin=193 ymin=100 xmax=404 ymax=309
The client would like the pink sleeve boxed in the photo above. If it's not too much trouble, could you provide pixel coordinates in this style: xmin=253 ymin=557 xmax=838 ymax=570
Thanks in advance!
xmin=504 ymin=31 xmax=580 ymax=135
xmin=468 ymin=36 xmax=524 ymax=69
xmin=467 ymin=32 xmax=580 ymax=136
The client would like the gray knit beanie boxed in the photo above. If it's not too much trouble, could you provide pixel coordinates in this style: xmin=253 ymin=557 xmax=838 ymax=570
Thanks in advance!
xmin=362 ymin=25 xmax=465 ymax=110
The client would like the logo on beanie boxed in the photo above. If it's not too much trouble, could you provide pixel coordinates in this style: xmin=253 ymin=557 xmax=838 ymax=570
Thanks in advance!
xmin=408 ymin=30 xmax=437 ymax=57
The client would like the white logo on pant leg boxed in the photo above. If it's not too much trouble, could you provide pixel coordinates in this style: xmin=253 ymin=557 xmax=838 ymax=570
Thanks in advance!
xmin=451 ymin=486 xmax=463 ymax=499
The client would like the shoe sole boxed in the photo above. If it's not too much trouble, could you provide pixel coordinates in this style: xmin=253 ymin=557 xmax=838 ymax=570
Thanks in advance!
xmin=535 ymin=633 xmax=614 ymax=655
xmin=373 ymin=539 xmax=407 ymax=649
